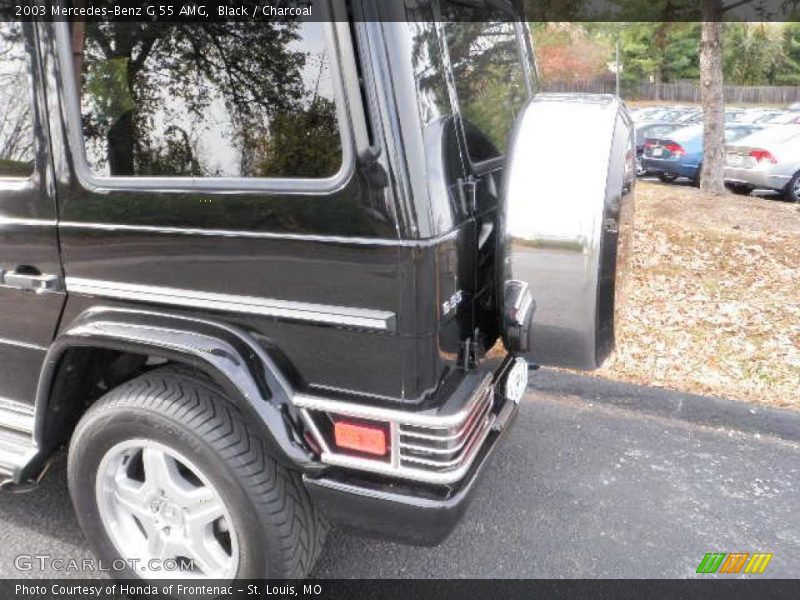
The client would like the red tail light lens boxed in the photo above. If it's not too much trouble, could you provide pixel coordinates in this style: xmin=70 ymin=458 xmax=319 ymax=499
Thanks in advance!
xmin=749 ymin=149 xmax=777 ymax=164
xmin=333 ymin=419 xmax=388 ymax=456
xmin=664 ymin=142 xmax=685 ymax=157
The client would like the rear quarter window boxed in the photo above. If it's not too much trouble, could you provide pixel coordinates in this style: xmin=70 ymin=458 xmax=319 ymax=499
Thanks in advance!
xmin=69 ymin=16 xmax=342 ymax=180
xmin=0 ymin=22 xmax=34 ymax=178
xmin=441 ymin=4 xmax=529 ymax=163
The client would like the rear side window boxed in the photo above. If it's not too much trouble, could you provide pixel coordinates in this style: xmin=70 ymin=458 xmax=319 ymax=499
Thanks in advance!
xmin=734 ymin=125 xmax=800 ymax=146
xmin=725 ymin=128 xmax=754 ymax=143
xmin=0 ymin=22 xmax=34 ymax=178
xmin=70 ymin=18 xmax=342 ymax=179
xmin=672 ymin=124 xmax=703 ymax=141
xmin=637 ymin=124 xmax=677 ymax=145
xmin=442 ymin=6 xmax=529 ymax=162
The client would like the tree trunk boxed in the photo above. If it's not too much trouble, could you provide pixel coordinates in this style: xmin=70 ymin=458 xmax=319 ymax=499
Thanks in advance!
xmin=106 ymin=25 xmax=137 ymax=176
xmin=700 ymin=3 xmax=725 ymax=194
xmin=107 ymin=111 xmax=136 ymax=176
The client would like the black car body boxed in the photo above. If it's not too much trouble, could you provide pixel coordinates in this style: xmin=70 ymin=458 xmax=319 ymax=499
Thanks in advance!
xmin=0 ymin=1 xmax=634 ymax=578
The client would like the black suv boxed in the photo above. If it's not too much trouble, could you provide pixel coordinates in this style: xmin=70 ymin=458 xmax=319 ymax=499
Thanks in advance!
xmin=0 ymin=1 xmax=633 ymax=579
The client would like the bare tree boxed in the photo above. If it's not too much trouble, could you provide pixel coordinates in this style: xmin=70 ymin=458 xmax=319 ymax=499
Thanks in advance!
xmin=700 ymin=0 xmax=725 ymax=194
xmin=699 ymin=0 xmax=783 ymax=193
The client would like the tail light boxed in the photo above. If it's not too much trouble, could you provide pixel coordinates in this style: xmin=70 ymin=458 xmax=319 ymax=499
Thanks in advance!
xmin=664 ymin=142 xmax=685 ymax=157
xmin=749 ymin=149 xmax=777 ymax=164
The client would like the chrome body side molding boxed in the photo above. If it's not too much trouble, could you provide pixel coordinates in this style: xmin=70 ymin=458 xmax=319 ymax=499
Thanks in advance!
xmin=65 ymin=277 xmax=397 ymax=332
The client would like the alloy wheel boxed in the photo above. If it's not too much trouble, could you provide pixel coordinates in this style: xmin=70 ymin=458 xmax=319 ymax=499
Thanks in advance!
xmin=95 ymin=439 xmax=238 ymax=579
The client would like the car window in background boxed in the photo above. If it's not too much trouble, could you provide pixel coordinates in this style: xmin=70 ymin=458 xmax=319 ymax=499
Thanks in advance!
xmin=0 ymin=22 xmax=35 ymax=178
xmin=651 ymin=125 xmax=680 ymax=137
xmin=442 ymin=3 xmax=528 ymax=162
xmin=70 ymin=14 xmax=341 ymax=179
xmin=636 ymin=124 xmax=675 ymax=145
xmin=754 ymin=112 xmax=783 ymax=124
xmin=642 ymin=108 xmax=669 ymax=121
xmin=764 ymin=112 xmax=800 ymax=125
xmin=724 ymin=128 xmax=756 ymax=143
xmin=670 ymin=124 xmax=703 ymax=141
xmin=733 ymin=125 xmax=800 ymax=146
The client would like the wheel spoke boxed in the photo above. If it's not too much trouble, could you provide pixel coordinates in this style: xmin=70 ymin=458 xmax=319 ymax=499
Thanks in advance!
xmin=142 ymin=447 xmax=185 ymax=495
xmin=146 ymin=529 xmax=181 ymax=562
xmin=187 ymin=533 xmax=234 ymax=578
xmin=112 ymin=476 xmax=149 ymax=520
xmin=185 ymin=492 xmax=226 ymax=529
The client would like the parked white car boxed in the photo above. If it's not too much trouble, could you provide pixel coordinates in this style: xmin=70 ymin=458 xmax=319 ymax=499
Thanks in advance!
xmin=724 ymin=125 xmax=800 ymax=200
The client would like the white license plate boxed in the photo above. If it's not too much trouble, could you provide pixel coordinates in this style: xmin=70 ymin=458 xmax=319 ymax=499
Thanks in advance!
xmin=651 ymin=148 xmax=664 ymax=157
xmin=727 ymin=154 xmax=742 ymax=166
xmin=505 ymin=358 xmax=529 ymax=404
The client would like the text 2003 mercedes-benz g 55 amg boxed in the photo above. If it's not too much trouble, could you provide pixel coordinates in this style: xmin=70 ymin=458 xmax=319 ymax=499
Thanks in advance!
xmin=0 ymin=0 xmax=633 ymax=579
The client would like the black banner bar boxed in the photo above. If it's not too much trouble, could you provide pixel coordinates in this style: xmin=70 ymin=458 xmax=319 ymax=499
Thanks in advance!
xmin=3 ymin=579 xmax=800 ymax=600
xmin=1 ymin=0 xmax=799 ymax=22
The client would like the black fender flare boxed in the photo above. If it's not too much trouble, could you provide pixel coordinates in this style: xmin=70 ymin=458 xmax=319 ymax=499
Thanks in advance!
xmin=34 ymin=306 xmax=320 ymax=471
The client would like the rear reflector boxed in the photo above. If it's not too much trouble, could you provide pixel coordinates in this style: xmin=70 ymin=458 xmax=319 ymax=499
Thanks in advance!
xmin=334 ymin=420 xmax=388 ymax=456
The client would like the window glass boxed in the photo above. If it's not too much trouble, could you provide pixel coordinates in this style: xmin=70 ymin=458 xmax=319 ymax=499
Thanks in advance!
xmin=734 ymin=124 xmax=800 ymax=145
xmin=442 ymin=6 xmax=528 ymax=162
xmin=725 ymin=128 xmax=751 ymax=143
xmin=407 ymin=18 xmax=451 ymax=128
xmin=0 ymin=22 xmax=34 ymax=178
xmin=71 ymin=17 xmax=341 ymax=179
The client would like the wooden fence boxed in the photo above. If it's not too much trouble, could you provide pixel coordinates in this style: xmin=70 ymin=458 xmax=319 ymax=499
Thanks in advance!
xmin=541 ymin=79 xmax=800 ymax=105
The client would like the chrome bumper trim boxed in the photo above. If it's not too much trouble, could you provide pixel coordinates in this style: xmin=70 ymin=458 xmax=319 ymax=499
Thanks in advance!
xmin=295 ymin=374 xmax=496 ymax=485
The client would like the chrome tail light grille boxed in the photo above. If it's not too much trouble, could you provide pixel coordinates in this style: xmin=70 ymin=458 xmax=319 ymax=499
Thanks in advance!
xmin=293 ymin=374 xmax=496 ymax=485
xmin=398 ymin=383 xmax=494 ymax=472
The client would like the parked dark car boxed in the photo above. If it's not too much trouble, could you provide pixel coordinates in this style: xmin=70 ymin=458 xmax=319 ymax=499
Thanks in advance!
xmin=0 ymin=6 xmax=633 ymax=581
xmin=642 ymin=123 xmax=760 ymax=183
xmin=635 ymin=122 xmax=685 ymax=175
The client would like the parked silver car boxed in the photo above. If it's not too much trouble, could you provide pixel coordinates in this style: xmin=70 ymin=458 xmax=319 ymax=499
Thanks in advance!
xmin=724 ymin=125 xmax=800 ymax=200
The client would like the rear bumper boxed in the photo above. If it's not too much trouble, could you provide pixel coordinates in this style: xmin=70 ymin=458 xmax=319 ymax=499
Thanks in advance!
xmin=302 ymin=362 xmax=521 ymax=545
xmin=642 ymin=157 xmax=699 ymax=178
xmin=724 ymin=166 xmax=789 ymax=191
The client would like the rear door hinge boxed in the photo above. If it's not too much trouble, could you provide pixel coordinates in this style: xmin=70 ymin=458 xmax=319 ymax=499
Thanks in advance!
xmin=456 ymin=176 xmax=478 ymax=215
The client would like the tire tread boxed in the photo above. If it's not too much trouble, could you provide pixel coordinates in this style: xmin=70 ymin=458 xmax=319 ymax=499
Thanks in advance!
xmin=71 ymin=364 xmax=327 ymax=577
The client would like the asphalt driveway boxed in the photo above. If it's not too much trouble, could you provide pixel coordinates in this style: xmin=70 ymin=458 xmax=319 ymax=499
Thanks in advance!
xmin=1 ymin=370 xmax=797 ymax=578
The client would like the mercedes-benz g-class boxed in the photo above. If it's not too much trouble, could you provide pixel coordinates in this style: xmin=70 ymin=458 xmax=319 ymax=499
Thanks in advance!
xmin=0 ymin=0 xmax=633 ymax=579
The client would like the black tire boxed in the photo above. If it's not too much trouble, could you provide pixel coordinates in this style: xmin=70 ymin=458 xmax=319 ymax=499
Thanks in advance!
xmin=784 ymin=170 xmax=800 ymax=202
xmin=726 ymin=183 xmax=753 ymax=196
xmin=68 ymin=365 xmax=327 ymax=580
xmin=658 ymin=172 xmax=679 ymax=183
xmin=691 ymin=163 xmax=702 ymax=187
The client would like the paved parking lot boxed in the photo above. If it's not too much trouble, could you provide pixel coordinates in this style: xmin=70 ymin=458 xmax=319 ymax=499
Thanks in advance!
xmin=0 ymin=371 xmax=797 ymax=578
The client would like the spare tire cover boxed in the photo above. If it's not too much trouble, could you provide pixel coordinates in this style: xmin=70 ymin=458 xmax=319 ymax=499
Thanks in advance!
xmin=497 ymin=93 xmax=635 ymax=370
